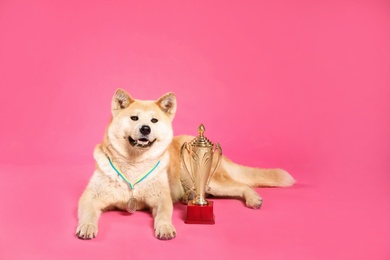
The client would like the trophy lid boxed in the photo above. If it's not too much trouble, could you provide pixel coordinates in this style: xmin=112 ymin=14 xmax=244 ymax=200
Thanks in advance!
xmin=190 ymin=124 xmax=214 ymax=147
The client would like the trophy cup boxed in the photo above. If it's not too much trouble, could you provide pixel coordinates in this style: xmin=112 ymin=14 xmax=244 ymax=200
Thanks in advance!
xmin=181 ymin=124 xmax=222 ymax=224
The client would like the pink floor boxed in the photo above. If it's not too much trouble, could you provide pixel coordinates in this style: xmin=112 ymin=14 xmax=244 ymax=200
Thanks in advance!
xmin=1 ymin=0 xmax=389 ymax=259
xmin=1 ymin=160 xmax=389 ymax=259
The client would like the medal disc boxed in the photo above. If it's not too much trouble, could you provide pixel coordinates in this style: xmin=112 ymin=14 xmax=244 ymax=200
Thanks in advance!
xmin=127 ymin=198 xmax=138 ymax=213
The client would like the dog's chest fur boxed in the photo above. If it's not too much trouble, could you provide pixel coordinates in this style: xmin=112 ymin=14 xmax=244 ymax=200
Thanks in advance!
xmin=93 ymin=145 xmax=171 ymax=208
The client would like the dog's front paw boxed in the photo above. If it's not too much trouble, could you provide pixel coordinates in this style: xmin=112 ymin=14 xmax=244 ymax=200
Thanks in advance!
xmin=76 ymin=223 xmax=98 ymax=240
xmin=154 ymin=223 xmax=176 ymax=240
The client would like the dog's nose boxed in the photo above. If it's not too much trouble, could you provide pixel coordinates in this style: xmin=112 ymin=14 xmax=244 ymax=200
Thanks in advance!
xmin=140 ymin=125 xmax=151 ymax=135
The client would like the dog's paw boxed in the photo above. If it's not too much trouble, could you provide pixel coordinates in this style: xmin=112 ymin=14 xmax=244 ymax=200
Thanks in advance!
xmin=245 ymin=194 xmax=263 ymax=209
xmin=181 ymin=190 xmax=196 ymax=204
xmin=76 ymin=223 xmax=98 ymax=240
xmin=154 ymin=223 xmax=176 ymax=240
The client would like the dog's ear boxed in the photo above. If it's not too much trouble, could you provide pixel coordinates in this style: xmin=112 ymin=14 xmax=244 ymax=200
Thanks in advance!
xmin=112 ymin=88 xmax=134 ymax=116
xmin=156 ymin=92 xmax=176 ymax=119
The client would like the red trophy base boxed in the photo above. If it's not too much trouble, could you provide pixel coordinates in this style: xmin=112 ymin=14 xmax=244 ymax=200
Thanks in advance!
xmin=185 ymin=201 xmax=215 ymax=224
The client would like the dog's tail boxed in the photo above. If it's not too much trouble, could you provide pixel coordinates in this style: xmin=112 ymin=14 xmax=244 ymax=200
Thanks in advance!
xmin=219 ymin=157 xmax=295 ymax=187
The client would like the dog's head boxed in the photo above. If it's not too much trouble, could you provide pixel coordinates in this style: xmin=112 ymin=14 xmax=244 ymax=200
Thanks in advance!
xmin=106 ymin=88 xmax=176 ymax=160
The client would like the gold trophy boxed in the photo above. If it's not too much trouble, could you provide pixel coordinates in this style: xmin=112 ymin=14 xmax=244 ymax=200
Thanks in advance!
xmin=181 ymin=124 xmax=222 ymax=224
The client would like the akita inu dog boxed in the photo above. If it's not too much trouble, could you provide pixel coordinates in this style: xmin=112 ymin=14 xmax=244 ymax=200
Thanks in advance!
xmin=76 ymin=89 xmax=295 ymax=240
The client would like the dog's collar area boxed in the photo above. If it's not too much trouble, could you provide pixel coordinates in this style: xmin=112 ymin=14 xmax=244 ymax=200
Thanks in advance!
xmin=128 ymin=136 xmax=156 ymax=148
xmin=107 ymin=156 xmax=160 ymax=190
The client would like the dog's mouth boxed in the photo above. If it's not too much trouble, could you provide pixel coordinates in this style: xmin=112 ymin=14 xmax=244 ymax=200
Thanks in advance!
xmin=128 ymin=137 xmax=156 ymax=148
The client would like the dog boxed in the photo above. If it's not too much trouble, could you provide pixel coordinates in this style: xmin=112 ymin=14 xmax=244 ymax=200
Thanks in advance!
xmin=76 ymin=89 xmax=295 ymax=240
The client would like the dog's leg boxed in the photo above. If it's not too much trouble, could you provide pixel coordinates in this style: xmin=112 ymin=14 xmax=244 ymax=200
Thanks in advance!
xmin=76 ymin=189 xmax=104 ymax=240
xmin=208 ymin=174 xmax=264 ymax=209
xmin=149 ymin=192 xmax=176 ymax=240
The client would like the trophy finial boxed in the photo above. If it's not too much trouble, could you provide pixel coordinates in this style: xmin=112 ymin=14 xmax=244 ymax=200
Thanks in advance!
xmin=198 ymin=124 xmax=205 ymax=137
xmin=192 ymin=124 xmax=212 ymax=147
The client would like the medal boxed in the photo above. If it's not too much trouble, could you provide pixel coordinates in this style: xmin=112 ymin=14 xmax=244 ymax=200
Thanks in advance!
xmin=127 ymin=197 xmax=138 ymax=213
xmin=107 ymin=156 xmax=160 ymax=214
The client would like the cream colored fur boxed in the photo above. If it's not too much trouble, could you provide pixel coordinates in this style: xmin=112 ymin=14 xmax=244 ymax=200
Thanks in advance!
xmin=76 ymin=89 xmax=295 ymax=240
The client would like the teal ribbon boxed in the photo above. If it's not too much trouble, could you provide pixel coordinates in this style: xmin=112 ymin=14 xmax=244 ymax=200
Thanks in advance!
xmin=107 ymin=156 xmax=160 ymax=190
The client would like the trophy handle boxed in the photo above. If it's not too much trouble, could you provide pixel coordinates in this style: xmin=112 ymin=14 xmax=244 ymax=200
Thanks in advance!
xmin=180 ymin=142 xmax=195 ymax=184
xmin=206 ymin=143 xmax=222 ymax=187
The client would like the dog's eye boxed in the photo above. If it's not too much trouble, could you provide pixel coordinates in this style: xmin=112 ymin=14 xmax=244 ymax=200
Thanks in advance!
xmin=131 ymin=116 xmax=139 ymax=121
xmin=151 ymin=118 xmax=158 ymax=123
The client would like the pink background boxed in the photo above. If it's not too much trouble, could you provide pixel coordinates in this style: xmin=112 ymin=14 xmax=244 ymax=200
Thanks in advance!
xmin=1 ymin=0 xmax=389 ymax=259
